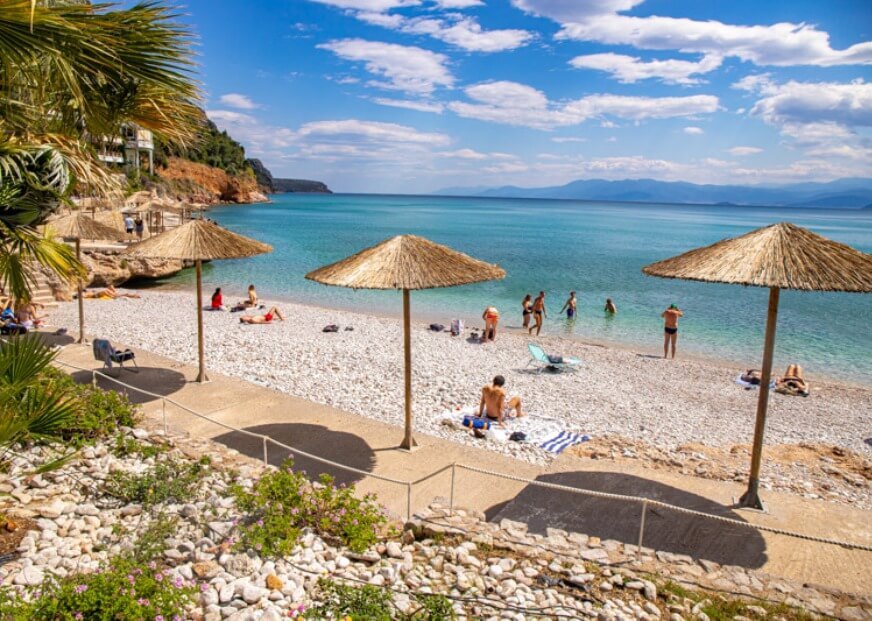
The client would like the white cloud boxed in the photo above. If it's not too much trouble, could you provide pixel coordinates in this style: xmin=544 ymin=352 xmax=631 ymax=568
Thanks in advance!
xmin=438 ymin=148 xmax=489 ymax=159
xmin=728 ymin=146 xmax=763 ymax=156
xmin=433 ymin=0 xmax=483 ymax=7
xmin=318 ymin=39 xmax=453 ymax=95
xmin=218 ymin=93 xmax=260 ymax=110
xmin=354 ymin=12 xmax=533 ymax=52
xmin=570 ymin=52 xmax=722 ymax=85
xmin=513 ymin=0 xmax=872 ymax=67
xmin=310 ymin=0 xmax=420 ymax=10
xmin=551 ymin=137 xmax=587 ymax=143
xmin=298 ymin=119 xmax=451 ymax=146
xmin=749 ymin=80 xmax=872 ymax=128
xmin=372 ymin=97 xmax=445 ymax=113
xmin=206 ymin=110 xmax=296 ymax=148
xmin=683 ymin=126 xmax=704 ymax=135
xmin=448 ymin=80 xmax=719 ymax=129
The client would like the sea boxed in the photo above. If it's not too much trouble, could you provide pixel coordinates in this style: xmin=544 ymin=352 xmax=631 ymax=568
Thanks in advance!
xmin=164 ymin=194 xmax=872 ymax=385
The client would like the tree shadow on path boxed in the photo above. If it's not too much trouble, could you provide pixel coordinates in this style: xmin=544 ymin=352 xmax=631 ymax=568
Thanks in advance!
xmin=70 ymin=366 xmax=187 ymax=404
xmin=214 ymin=423 xmax=376 ymax=486
xmin=488 ymin=470 xmax=767 ymax=568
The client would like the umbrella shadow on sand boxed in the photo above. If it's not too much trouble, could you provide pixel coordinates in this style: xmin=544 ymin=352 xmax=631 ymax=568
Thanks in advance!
xmin=487 ymin=471 xmax=767 ymax=568
xmin=69 ymin=367 xmax=187 ymax=405
xmin=213 ymin=423 xmax=376 ymax=486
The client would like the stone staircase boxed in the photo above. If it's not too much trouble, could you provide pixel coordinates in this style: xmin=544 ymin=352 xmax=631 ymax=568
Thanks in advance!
xmin=29 ymin=269 xmax=59 ymax=309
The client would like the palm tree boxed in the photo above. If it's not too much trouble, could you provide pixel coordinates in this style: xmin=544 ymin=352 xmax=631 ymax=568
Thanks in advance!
xmin=0 ymin=0 xmax=202 ymax=302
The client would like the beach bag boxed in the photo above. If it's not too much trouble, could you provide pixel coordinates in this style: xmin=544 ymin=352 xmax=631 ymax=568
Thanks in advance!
xmin=462 ymin=415 xmax=490 ymax=430
xmin=547 ymin=354 xmax=564 ymax=364
xmin=509 ymin=431 xmax=527 ymax=442
xmin=429 ymin=323 xmax=445 ymax=332
xmin=322 ymin=324 xmax=339 ymax=333
xmin=450 ymin=319 xmax=463 ymax=335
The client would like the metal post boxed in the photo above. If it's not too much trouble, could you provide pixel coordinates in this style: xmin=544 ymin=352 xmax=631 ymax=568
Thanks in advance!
xmin=76 ymin=238 xmax=85 ymax=344
xmin=92 ymin=371 xmax=97 ymax=388
xmin=638 ymin=500 xmax=648 ymax=549
xmin=740 ymin=286 xmax=780 ymax=510
xmin=263 ymin=437 xmax=269 ymax=465
xmin=406 ymin=482 xmax=412 ymax=523
xmin=449 ymin=463 xmax=456 ymax=514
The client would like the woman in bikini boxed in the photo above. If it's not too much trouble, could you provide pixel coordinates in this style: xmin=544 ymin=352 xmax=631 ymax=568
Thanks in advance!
xmin=528 ymin=291 xmax=546 ymax=336
xmin=482 ymin=306 xmax=500 ymax=342
xmin=521 ymin=294 xmax=532 ymax=329
xmin=239 ymin=306 xmax=285 ymax=324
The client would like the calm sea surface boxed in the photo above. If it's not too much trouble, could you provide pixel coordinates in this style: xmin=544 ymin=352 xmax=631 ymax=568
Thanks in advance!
xmin=166 ymin=194 xmax=872 ymax=384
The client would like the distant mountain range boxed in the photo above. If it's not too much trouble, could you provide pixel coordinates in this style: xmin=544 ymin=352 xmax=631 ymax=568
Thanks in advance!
xmin=434 ymin=178 xmax=872 ymax=209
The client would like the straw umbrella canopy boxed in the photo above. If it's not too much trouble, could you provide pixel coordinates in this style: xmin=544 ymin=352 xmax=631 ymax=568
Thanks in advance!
xmin=46 ymin=213 xmax=126 ymax=343
xmin=306 ymin=235 xmax=506 ymax=450
xmin=124 ymin=219 xmax=272 ymax=383
xmin=643 ymin=222 xmax=872 ymax=509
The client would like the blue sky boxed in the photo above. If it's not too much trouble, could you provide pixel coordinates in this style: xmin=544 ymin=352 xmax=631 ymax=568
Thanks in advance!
xmin=181 ymin=0 xmax=871 ymax=193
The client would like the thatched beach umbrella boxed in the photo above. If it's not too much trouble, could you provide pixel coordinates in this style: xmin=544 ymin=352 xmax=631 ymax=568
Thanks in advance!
xmin=643 ymin=222 xmax=872 ymax=509
xmin=46 ymin=213 xmax=126 ymax=343
xmin=306 ymin=235 xmax=506 ymax=450
xmin=124 ymin=219 xmax=272 ymax=383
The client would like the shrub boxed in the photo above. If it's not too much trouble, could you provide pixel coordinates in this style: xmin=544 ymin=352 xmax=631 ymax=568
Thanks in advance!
xmin=40 ymin=368 xmax=139 ymax=444
xmin=231 ymin=459 xmax=387 ymax=556
xmin=305 ymin=578 xmax=393 ymax=620
xmin=0 ymin=556 xmax=196 ymax=620
xmin=111 ymin=434 xmax=166 ymax=460
xmin=104 ymin=456 xmax=211 ymax=507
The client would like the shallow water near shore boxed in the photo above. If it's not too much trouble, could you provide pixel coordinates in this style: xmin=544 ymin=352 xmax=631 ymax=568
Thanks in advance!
xmin=164 ymin=194 xmax=872 ymax=384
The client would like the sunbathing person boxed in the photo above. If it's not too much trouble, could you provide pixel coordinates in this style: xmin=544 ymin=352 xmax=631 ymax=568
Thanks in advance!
xmin=82 ymin=286 xmax=141 ymax=299
xmin=239 ymin=306 xmax=284 ymax=324
xmin=478 ymin=375 xmax=524 ymax=426
xmin=776 ymin=364 xmax=809 ymax=395
xmin=210 ymin=287 xmax=224 ymax=310
xmin=16 ymin=302 xmax=43 ymax=329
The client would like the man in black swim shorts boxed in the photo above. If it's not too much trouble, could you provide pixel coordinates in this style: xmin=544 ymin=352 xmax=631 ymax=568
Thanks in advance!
xmin=661 ymin=303 xmax=683 ymax=359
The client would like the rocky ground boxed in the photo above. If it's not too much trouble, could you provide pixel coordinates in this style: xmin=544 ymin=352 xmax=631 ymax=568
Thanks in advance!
xmin=2 ymin=429 xmax=868 ymax=620
xmin=569 ymin=437 xmax=872 ymax=511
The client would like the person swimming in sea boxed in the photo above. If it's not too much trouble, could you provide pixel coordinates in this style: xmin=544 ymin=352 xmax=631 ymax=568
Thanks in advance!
xmin=560 ymin=291 xmax=577 ymax=319
xmin=604 ymin=298 xmax=617 ymax=314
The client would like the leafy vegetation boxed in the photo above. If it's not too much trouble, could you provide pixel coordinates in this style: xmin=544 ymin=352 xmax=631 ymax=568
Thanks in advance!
xmin=111 ymin=433 xmax=167 ymax=460
xmin=155 ymin=119 xmax=253 ymax=177
xmin=230 ymin=459 xmax=388 ymax=556
xmin=104 ymin=455 xmax=212 ymax=508
xmin=659 ymin=580 xmax=816 ymax=621
xmin=305 ymin=579 xmax=456 ymax=620
xmin=0 ymin=554 xmax=197 ymax=620
xmin=0 ymin=0 xmax=200 ymax=302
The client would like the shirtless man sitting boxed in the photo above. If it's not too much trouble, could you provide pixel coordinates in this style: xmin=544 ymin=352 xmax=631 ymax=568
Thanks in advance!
xmin=478 ymin=375 xmax=524 ymax=426
xmin=239 ymin=306 xmax=285 ymax=324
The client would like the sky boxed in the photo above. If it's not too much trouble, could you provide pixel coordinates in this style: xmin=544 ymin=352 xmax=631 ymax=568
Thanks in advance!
xmin=180 ymin=0 xmax=872 ymax=193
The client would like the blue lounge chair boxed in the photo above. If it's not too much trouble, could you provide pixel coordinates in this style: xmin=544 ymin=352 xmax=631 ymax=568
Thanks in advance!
xmin=527 ymin=343 xmax=582 ymax=374
xmin=93 ymin=339 xmax=138 ymax=375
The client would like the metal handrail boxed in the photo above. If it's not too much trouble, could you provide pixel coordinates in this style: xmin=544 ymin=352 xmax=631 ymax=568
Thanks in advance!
xmin=51 ymin=360 xmax=872 ymax=551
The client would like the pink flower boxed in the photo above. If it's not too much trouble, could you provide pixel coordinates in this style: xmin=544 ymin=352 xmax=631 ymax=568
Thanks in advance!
xmin=75 ymin=614 xmax=83 ymax=621
xmin=200 ymin=583 xmax=210 ymax=593
xmin=173 ymin=576 xmax=184 ymax=588
xmin=256 ymin=519 xmax=264 ymax=527
xmin=155 ymin=616 xmax=165 ymax=621
xmin=74 ymin=584 xmax=88 ymax=594
xmin=154 ymin=572 xmax=164 ymax=582
xmin=137 ymin=598 xmax=150 ymax=606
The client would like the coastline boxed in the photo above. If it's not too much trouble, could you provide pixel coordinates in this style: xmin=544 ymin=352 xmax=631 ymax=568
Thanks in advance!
xmin=145 ymin=280 xmax=872 ymax=391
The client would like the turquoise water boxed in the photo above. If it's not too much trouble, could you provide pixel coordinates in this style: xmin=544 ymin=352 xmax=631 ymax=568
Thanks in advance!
xmin=167 ymin=194 xmax=872 ymax=384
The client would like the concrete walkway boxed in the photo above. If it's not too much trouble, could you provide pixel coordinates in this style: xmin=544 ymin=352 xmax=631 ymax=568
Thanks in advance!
xmin=51 ymin=339 xmax=871 ymax=595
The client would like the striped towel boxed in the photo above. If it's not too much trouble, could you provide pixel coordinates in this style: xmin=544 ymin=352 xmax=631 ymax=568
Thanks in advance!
xmin=539 ymin=431 xmax=590 ymax=454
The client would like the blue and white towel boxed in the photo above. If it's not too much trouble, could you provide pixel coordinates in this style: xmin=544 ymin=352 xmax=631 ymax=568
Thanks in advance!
xmin=539 ymin=431 xmax=590 ymax=454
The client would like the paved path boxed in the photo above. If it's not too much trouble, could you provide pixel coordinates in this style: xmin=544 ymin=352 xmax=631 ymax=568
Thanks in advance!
xmin=52 ymin=338 xmax=871 ymax=594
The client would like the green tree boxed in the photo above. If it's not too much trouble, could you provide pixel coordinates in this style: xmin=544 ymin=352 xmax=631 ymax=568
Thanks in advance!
xmin=0 ymin=0 xmax=201 ymax=302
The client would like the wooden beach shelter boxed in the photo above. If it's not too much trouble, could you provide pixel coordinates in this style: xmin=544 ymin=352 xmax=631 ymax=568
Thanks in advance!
xmin=643 ymin=222 xmax=872 ymax=509
xmin=124 ymin=219 xmax=272 ymax=383
xmin=46 ymin=213 xmax=126 ymax=343
xmin=305 ymin=235 xmax=506 ymax=450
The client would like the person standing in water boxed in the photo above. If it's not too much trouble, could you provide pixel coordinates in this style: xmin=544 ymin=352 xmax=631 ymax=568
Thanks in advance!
xmin=661 ymin=303 xmax=683 ymax=359
xmin=528 ymin=291 xmax=546 ymax=336
xmin=560 ymin=291 xmax=578 ymax=319
xmin=521 ymin=294 xmax=532 ymax=329
xmin=604 ymin=298 xmax=617 ymax=314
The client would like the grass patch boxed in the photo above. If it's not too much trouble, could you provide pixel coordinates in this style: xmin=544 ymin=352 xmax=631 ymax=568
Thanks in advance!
xmin=110 ymin=434 xmax=167 ymax=460
xmin=104 ymin=455 xmax=211 ymax=508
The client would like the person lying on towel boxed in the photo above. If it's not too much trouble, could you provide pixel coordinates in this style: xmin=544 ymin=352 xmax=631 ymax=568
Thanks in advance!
xmin=479 ymin=375 xmax=524 ymax=427
xmin=775 ymin=364 xmax=810 ymax=396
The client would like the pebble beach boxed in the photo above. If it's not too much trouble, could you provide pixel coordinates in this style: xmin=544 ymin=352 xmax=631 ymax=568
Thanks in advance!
xmin=47 ymin=290 xmax=872 ymax=466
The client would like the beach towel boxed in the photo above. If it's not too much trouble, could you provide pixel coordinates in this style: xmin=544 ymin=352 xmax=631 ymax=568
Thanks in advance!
xmin=734 ymin=374 xmax=775 ymax=389
xmin=539 ymin=431 xmax=590 ymax=454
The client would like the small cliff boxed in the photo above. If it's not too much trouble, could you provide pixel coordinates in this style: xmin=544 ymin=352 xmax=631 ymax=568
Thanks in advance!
xmin=157 ymin=157 xmax=267 ymax=204
xmin=246 ymin=158 xmax=331 ymax=194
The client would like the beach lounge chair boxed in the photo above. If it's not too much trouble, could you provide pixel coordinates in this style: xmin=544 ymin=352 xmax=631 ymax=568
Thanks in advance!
xmin=93 ymin=339 xmax=138 ymax=375
xmin=527 ymin=343 xmax=582 ymax=374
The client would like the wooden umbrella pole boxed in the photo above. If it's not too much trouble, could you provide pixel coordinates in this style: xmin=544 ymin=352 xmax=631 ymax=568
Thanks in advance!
xmin=400 ymin=288 xmax=417 ymax=450
xmin=195 ymin=260 xmax=208 ymax=383
xmin=740 ymin=286 xmax=780 ymax=510
xmin=76 ymin=238 xmax=85 ymax=344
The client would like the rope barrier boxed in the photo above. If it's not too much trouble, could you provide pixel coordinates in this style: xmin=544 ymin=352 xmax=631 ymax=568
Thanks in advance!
xmin=51 ymin=359 xmax=872 ymax=553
